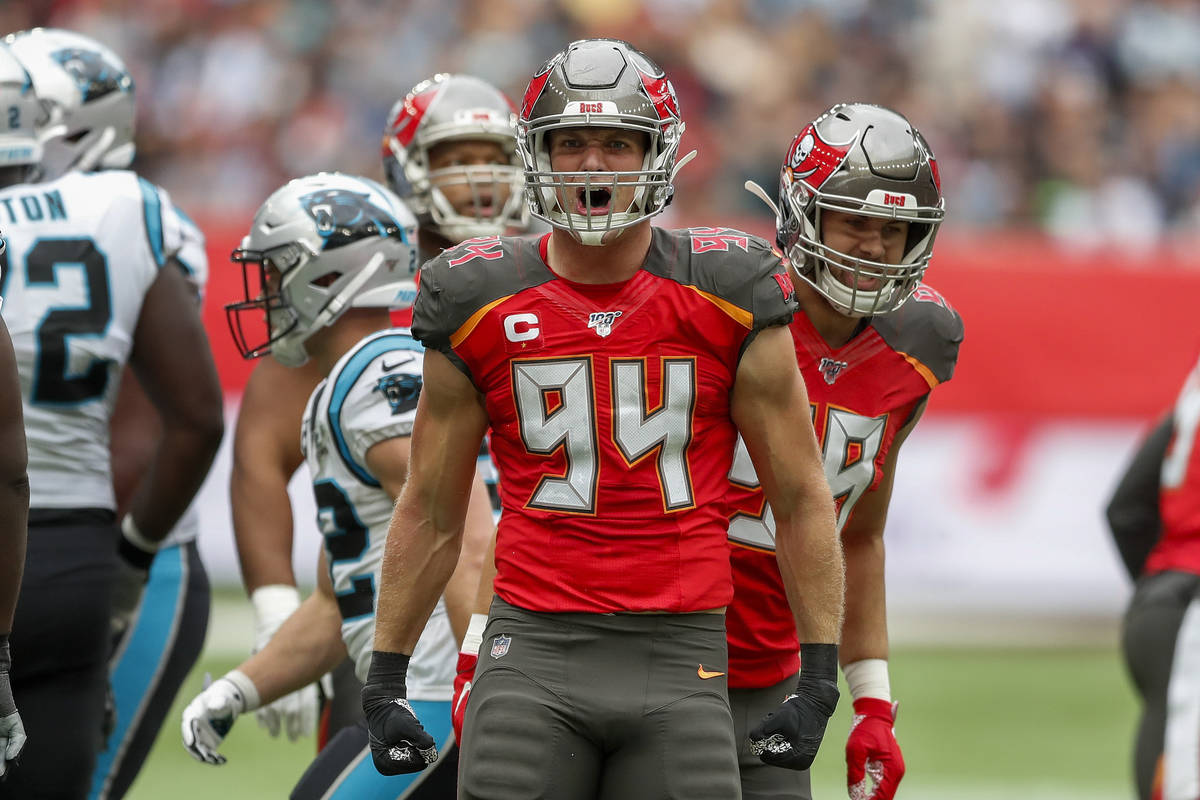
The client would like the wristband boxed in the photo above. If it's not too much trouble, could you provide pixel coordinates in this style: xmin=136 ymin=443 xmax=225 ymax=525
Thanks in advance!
xmin=365 ymin=650 xmax=411 ymax=691
xmin=0 ymin=633 xmax=9 ymax=672
xmin=461 ymin=614 xmax=488 ymax=657
xmin=119 ymin=515 xmax=158 ymax=570
xmin=223 ymin=669 xmax=262 ymax=712
xmin=843 ymin=658 xmax=891 ymax=702
xmin=797 ymin=643 xmax=839 ymax=685
xmin=251 ymin=585 xmax=302 ymax=619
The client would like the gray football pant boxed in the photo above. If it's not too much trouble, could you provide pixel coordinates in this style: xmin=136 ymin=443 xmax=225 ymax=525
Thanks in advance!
xmin=730 ymin=676 xmax=813 ymax=800
xmin=459 ymin=596 xmax=741 ymax=800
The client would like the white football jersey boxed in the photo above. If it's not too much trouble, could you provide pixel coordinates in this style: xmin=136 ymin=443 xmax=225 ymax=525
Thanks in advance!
xmin=1 ymin=170 xmax=182 ymax=509
xmin=301 ymin=328 xmax=455 ymax=700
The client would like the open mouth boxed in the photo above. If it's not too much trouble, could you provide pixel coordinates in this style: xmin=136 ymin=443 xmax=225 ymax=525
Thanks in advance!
xmin=575 ymin=186 xmax=613 ymax=216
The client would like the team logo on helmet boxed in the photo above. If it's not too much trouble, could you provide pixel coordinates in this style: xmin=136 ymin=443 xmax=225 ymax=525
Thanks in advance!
xmin=51 ymin=47 xmax=131 ymax=102
xmin=298 ymin=189 xmax=405 ymax=250
xmin=785 ymin=124 xmax=855 ymax=190
xmin=373 ymin=371 xmax=421 ymax=416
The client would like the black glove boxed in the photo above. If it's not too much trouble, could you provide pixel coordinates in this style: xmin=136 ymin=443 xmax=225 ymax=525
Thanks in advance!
xmin=748 ymin=643 xmax=840 ymax=770
xmin=361 ymin=651 xmax=438 ymax=776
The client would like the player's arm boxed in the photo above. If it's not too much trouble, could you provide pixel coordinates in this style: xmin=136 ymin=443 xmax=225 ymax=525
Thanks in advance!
xmin=837 ymin=400 xmax=926 ymax=800
xmin=364 ymin=347 xmax=488 ymax=775
xmin=734 ymin=323 xmax=844 ymax=772
xmin=1106 ymin=412 xmax=1171 ymax=580
xmin=182 ymin=550 xmax=346 ymax=766
xmin=232 ymin=357 xmax=323 ymax=594
xmin=0 ymin=318 xmax=27 ymax=774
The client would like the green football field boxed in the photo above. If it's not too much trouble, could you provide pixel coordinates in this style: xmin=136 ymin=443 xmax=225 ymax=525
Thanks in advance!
xmin=126 ymin=632 xmax=1141 ymax=799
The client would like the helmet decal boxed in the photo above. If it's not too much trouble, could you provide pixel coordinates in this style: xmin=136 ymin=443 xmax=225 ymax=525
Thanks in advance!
xmin=520 ymin=62 xmax=554 ymax=121
xmin=297 ymin=189 xmax=405 ymax=250
xmin=387 ymin=80 xmax=442 ymax=150
xmin=50 ymin=46 xmax=131 ymax=102
xmin=785 ymin=124 xmax=855 ymax=189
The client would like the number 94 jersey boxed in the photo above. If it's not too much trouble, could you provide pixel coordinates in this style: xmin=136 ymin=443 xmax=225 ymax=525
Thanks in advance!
xmin=300 ymin=329 xmax=455 ymax=700
xmin=412 ymin=228 xmax=797 ymax=615
xmin=725 ymin=284 xmax=963 ymax=689
xmin=0 ymin=170 xmax=194 ymax=510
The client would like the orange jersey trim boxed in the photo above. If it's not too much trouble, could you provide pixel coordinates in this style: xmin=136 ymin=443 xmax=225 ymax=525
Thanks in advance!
xmin=686 ymin=286 xmax=753 ymax=329
xmin=898 ymin=350 xmax=939 ymax=389
xmin=449 ymin=294 xmax=514 ymax=349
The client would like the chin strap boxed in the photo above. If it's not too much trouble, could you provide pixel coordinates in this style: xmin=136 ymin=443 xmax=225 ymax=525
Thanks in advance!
xmin=744 ymin=179 xmax=782 ymax=223
xmin=309 ymin=251 xmax=385 ymax=331
xmin=669 ymin=149 xmax=699 ymax=182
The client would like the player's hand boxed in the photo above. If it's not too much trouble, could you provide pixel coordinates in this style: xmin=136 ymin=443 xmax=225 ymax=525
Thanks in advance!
xmin=748 ymin=643 xmax=840 ymax=771
xmin=249 ymin=585 xmax=315 ymax=740
xmin=111 ymin=515 xmax=157 ymax=656
xmin=451 ymin=651 xmax=477 ymax=743
xmin=846 ymin=698 xmax=905 ymax=800
xmin=362 ymin=651 xmax=438 ymax=775
xmin=0 ymin=636 xmax=26 ymax=777
xmin=181 ymin=671 xmax=259 ymax=766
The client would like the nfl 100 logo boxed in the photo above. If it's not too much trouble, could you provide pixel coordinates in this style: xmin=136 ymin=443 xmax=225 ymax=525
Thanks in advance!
xmin=490 ymin=634 xmax=511 ymax=659
xmin=587 ymin=310 xmax=622 ymax=338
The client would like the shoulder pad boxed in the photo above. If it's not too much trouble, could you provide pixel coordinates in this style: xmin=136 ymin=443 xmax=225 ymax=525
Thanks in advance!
xmin=412 ymin=235 xmax=554 ymax=351
xmin=871 ymin=283 xmax=964 ymax=386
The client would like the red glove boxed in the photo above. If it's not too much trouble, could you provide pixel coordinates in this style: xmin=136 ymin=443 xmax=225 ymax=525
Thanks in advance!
xmin=846 ymin=697 xmax=905 ymax=800
xmin=451 ymin=651 xmax=477 ymax=744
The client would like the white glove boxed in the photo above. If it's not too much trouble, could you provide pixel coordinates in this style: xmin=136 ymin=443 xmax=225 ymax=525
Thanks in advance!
xmin=0 ymin=711 xmax=25 ymax=777
xmin=181 ymin=670 xmax=260 ymax=765
xmin=250 ymin=585 xmax=317 ymax=740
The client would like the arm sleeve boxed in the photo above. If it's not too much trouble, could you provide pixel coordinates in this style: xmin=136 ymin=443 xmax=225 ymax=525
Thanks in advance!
xmin=1106 ymin=412 xmax=1172 ymax=580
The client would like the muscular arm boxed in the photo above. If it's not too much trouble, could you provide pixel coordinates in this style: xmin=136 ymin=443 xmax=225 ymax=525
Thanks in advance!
xmin=0 ymin=321 xmax=27 ymax=632
xmin=237 ymin=550 xmax=347 ymax=704
xmin=838 ymin=400 xmax=926 ymax=667
xmin=732 ymin=325 xmax=843 ymax=644
xmin=443 ymin=475 xmax=494 ymax=646
xmin=125 ymin=264 xmax=224 ymax=540
xmin=373 ymin=349 xmax=489 ymax=654
xmin=1106 ymin=412 xmax=1171 ymax=580
xmin=231 ymin=357 xmax=324 ymax=593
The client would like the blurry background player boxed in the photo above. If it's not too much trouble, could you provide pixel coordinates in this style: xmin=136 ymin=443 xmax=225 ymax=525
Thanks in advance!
xmin=730 ymin=103 xmax=962 ymax=800
xmin=0 ymin=241 xmax=29 ymax=780
xmin=4 ymin=26 xmax=214 ymax=800
xmin=183 ymin=172 xmax=493 ymax=798
xmin=1108 ymin=355 xmax=1200 ymax=800
xmin=0 ymin=41 xmax=223 ymax=799
xmin=363 ymin=38 xmax=844 ymax=798
xmin=228 ymin=72 xmax=524 ymax=749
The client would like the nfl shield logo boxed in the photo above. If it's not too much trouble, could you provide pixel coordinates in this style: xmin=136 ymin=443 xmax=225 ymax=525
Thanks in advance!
xmin=489 ymin=634 xmax=511 ymax=659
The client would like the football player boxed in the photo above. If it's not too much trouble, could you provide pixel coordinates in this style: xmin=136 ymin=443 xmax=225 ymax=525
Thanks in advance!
xmin=182 ymin=172 xmax=493 ymax=798
xmin=228 ymin=73 xmax=523 ymax=747
xmin=0 ymin=41 xmax=223 ymax=798
xmin=1108 ymin=358 xmax=1200 ymax=800
xmin=364 ymin=38 xmax=845 ymax=799
xmin=0 ymin=241 xmax=28 ymax=781
xmin=4 ymin=26 xmax=217 ymax=800
xmin=728 ymin=103 xmax=963 ymax=800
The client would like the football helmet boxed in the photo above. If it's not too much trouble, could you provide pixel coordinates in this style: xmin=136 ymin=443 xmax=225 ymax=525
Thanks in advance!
xmin=5 ymin=28 xmax=135 ymax=181
xmin=752 ymin=103 xmax=944 ymax=317
xmin=226 ymin=173 xmax=419 ymax=368
xmin=382 ymin=73 xmax=526 ymax=243
xmin=0 ymin=43 xmax=44 ymax=174
xmin=517 ymin=38 xmax=695 ymax=246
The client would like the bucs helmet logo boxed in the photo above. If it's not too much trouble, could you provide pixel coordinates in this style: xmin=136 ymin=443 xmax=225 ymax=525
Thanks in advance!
xmin=298 ymin=189 xmax=404 ymax=250
xmin=51 ymin=47 xmax=131 ymax=102
xmin=785 ymin=124 xmax=855 ymax=190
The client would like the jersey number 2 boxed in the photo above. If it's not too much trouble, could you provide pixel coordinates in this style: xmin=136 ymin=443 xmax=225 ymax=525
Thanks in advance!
xmin=26 ymin=238 xmax=113 ymax=405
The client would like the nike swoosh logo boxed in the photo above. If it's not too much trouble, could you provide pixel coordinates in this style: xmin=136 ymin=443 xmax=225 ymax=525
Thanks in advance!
xmin=697 ymin=665 xmax=725 ymax=680
xmin=381 ymin=356 xmax=414 ymax=372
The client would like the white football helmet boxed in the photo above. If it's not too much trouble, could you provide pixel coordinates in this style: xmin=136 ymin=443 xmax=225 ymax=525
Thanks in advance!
xmin=0 ymin=43 xmax=44 ymax=174
xmin=382 ymin=73 xmax=526 ymax=243
xmin=226 ymin=173 xmax=419 ymax=368
xmin=5 ymin=28 xmax=135 ymax=180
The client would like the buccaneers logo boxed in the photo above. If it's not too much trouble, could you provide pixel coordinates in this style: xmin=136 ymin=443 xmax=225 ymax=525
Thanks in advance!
xmin=298 ymin=189 xmax=405 ymax=251
xmin=785 ymin=123 xmax=855 ymax=190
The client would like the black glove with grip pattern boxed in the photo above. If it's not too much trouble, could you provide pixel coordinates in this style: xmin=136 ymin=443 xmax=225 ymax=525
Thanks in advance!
xmin=362 ymin=651 xmax=438 ymax=776
xmin=748 ymin=643 xmax=840 ymax=770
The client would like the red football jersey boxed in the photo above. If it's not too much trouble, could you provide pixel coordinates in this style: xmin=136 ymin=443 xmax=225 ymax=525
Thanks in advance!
xmin=1147 ymin=356 xmax=1200 ymax=575
xmin=725 ymin=284 xmax=963 ymax=688
xmin=412 ymin=229 xmax=796 ymax=613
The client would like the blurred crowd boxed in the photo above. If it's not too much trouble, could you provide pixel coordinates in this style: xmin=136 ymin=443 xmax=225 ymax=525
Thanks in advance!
xmin=4 ymin=0 xmax=1200 ymax=247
